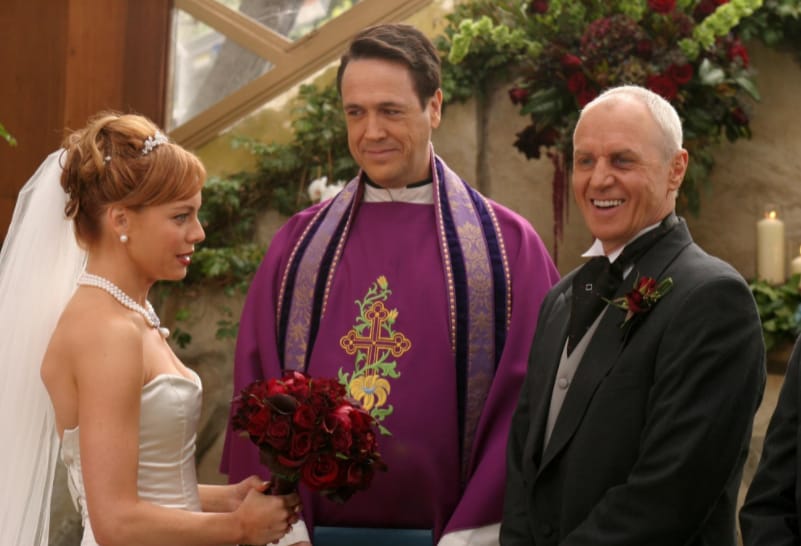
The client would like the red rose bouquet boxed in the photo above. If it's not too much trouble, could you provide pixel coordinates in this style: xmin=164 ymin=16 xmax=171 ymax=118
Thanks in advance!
xmin=231 ymin=370 xmax=387 ymax=503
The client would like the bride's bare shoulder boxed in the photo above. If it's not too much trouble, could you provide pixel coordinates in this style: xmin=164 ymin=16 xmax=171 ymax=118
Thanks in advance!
xmin=46 ymin=288 xmax=144 ymax=368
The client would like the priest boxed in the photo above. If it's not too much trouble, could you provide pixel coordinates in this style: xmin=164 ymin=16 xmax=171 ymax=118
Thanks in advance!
xmin=221 ymin=23 xmax=559 ymax=546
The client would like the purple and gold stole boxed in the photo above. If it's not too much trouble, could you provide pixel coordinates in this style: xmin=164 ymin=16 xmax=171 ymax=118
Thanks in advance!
xmin=276 ymin=149 xmax=511 ymax=477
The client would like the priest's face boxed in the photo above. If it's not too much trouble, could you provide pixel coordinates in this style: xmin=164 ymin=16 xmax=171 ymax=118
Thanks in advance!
xmin=572 ymin=96 xmax=687 ymax=254
xmin=340 ymin=58 xmax=442 ymax=189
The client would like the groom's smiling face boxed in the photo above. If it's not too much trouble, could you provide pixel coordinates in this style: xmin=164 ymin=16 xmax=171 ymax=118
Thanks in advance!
xmin=572 ymin=96 xmax=686 ymax=254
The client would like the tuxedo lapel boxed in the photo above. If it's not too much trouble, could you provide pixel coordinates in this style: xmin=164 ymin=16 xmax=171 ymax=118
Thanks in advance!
xmin=540 ymin=306 xmax=624 ymax=470
xmin=539 ymin=221 xmax=693 ymax=472
xmin=526 ymin=290 xmax=570 ymax=472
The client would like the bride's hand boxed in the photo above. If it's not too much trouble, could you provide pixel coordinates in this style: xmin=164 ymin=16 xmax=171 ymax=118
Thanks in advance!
xmin=229 ymin=475 xmax=269 ymax=510
xmin=235 ymin=486 xmax=300 ymax=545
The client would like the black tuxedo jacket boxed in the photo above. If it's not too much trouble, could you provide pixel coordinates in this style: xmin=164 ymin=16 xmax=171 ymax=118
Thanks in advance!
xmin=502 ymin=219 xmax=766 ymax=545
xmin=740 ymin=337 xmax=801 ymax=545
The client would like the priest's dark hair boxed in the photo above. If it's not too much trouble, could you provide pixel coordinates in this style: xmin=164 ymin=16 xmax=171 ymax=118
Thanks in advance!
xmin=336 ymin=23 xmax=441 ymax=109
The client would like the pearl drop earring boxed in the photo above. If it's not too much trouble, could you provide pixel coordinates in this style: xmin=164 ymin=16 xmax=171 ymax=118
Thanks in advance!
xmin=120 ymin=234 xmax=129 ymax=243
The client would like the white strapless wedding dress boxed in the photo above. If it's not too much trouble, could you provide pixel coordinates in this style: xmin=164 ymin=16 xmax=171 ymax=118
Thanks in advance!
xmin=61 ymin=371 xmax=203 ymax=545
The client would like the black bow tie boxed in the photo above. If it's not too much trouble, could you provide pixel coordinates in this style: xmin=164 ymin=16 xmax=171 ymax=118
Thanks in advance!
xmin=566 ymin=214 xmax=679 ymax=355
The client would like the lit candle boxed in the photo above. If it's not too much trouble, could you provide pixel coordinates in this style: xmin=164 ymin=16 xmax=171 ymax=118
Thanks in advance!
xmin=756 ymin=206 xmax=785 ymax=284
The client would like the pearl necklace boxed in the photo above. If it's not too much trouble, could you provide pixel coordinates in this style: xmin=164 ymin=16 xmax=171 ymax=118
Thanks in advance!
xmin=77 ymin=272 xmax=170 ymax=338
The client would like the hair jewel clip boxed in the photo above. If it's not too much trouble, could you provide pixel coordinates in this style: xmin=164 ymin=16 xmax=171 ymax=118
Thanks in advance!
xmin=142 ymin=131 xmax=168 ymax=155
xmin=104 ymin=155 xmax=112 ymax=163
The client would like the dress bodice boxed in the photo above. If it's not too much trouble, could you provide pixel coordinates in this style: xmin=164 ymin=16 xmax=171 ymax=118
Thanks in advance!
xmin=61 ymin=371 xmax=203 ymax=545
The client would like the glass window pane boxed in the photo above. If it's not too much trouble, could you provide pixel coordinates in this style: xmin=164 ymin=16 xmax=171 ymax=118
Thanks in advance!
xmin=168 ymin=9 xmax=272 ymax=129
xmin=212 ymin=0 xmax=361 ymax=40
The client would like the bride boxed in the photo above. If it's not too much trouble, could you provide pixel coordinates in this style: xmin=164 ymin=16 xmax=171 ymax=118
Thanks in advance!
xmin=0 ymin=112 xmax=299 ymax=545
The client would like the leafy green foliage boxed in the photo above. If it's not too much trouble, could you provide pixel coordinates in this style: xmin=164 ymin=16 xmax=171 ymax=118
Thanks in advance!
xmin=0 ymin=122 xmax=16 ymax=146
xmin=739 ymin=0 xmax=801 ymax=63
xmin=438 ymin=0 xmax=764 ymax=219
xmin=750 ymin=275 xmax=801 ymax=351
xmin=187 ymin=83 xmax=356 ymax=291
xmin=172 ymin=83 xmax=356 ymax=343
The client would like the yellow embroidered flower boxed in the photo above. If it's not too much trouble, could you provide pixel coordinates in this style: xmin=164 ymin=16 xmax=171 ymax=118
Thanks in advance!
xmin=349 ymin=374 xmax=390 ymax=411
xmin=377 ymin=275 xmax=388 ymax=290
xmin=386 ymin=308 xmax=398 ymax=324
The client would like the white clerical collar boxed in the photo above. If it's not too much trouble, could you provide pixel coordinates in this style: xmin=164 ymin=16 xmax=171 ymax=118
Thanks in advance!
xmin=581 ymin=221 xmax=662 ymax=263
xmin=363 ymin=182 xmax=434 ymax=204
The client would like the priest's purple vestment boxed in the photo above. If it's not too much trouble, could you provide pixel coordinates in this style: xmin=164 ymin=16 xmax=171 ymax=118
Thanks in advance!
xmin=221 ymin=153 xmax=558 ymax=542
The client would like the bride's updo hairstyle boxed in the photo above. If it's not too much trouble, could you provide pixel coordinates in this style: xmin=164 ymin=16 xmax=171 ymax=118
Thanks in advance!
xmin=60 ymin=111 xmax=206 ymax=246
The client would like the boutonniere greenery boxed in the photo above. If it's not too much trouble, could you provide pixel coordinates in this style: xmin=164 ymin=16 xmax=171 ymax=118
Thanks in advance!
xmin=608 ymin=275 xmax=674 ymax=328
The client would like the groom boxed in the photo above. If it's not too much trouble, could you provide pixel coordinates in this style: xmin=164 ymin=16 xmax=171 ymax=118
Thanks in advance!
xmin=501 ymin=85 xmax=766 ymax=545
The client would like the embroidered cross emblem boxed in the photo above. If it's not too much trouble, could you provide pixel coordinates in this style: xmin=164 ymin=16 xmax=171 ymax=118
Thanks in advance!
xmin=338 ymin=276 xmax=407 ymax=436
xmin=340 ymin=301 xmax=411 ymax=364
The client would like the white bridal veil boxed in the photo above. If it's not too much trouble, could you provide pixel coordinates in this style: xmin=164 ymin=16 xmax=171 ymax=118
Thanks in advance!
xmin=0 ymin=150 xmax=86 ymax=544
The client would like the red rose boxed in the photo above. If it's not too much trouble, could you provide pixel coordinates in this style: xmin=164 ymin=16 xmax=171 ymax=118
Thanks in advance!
xmin=577 ymin=88 xmax=598 ymax=107
xmin=528 ymin=0 xmax=548 ymax=14
xmin=636 ymin=39 xmax=653 ymax=59
xmin=646 ymin=74 xmax=678 ymax=101
xmin=729 ymin=40 xmax=749 ymax=68
xmin=345 ymin=462 xmax=374 ymax=489
xmin=561 ymin=54 xmax=582 ymax=70
xmin=276 ymin=453 xmax=307 ymax=468
xmin=316 ymin=378 xmax=347 ymax=398
xmin=331 ymin=425 xmax=354 ymax=453
xmin=567 ymin=72 xmax=587 ymax=94
xmin=293 ymin=404 xmax=317 ymax=429
xmin=325 ymin=404 xmax=355 ymax=433
xmin=265 ymin=415 xmax=292 ymax=449
xmin=508 ymin=87 xmax=529 ymax=105
xmin=302 ymin=453 xmax=341 ymax=489
xmin=667 ymin=63 xmax=693 ymax=85
xmin=648 ymin=0 xmax=676 ymax=13
xmin=625 ymin=290 xmax=646 ymax=313
xmin=349 ymin=407 xmax=373 ymax=430
xmin=731 ymin=107 xmax=749 ymax=126
xmin=311 ymin=429 xmax=328 ymax=451
xmin=246 ymin=406 xmax=271 ymax=438
xmin=283 ymin=373 xmax=311 ymax=398
xmin=289 ymin=431 xmax=312 ymax=459
xmin=357 ymin=430 xmax=377 ymax=453
xmin=636 ymin=277 xmax=657 ymax=293
xmin=694 ymin=0 xmax=727 ymax=19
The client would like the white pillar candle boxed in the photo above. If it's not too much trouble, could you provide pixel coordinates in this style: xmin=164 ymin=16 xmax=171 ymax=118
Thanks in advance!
xmin=791 ymin=246 xmax=801 ymax=277
xmin=757 ymin=208 xmax=785 ymax=284
xmin=790 ymin=246 xmax=801 ymax=289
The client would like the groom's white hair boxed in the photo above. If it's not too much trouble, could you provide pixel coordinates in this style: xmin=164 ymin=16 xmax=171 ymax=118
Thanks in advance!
xmin=577 ymin=85 xmax=684 ymax=159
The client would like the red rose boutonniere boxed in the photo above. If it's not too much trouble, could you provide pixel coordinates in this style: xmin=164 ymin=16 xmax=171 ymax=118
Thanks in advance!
xmin=608 ymin=275 xmax=674 ymax=328
xmin=231 ymin=371 xmax=387 ymax=503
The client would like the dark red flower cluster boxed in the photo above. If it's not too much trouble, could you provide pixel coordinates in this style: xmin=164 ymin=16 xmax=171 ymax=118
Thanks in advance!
xmin=647 ymin=0 xmax=676 ymax=14
xmin=624 ymin=277 xmax=658 ymax=314
xmin=528 ymin=0 xmax=548 ymax=14
xmin=728 ymin=39 xmax=749 ymax=68
xmin=694 ymin=0 xmax=729 ymax=20
xmin=231 ymin=371 xmax=387 ymax=503
xmin=580 ymin=14 xmax=645 ymax=71
xmin=646 ymin=62 xmax=693 ymax=100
